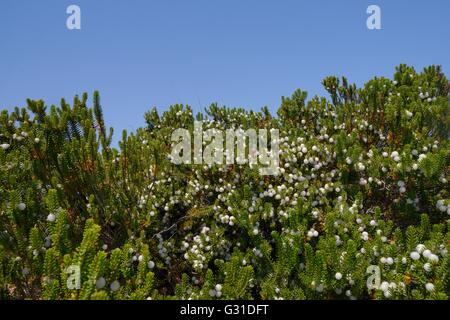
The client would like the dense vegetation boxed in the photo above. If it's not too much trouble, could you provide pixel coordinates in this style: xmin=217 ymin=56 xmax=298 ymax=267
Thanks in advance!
xmin=0 ymin=65 xmax=449 ymax=300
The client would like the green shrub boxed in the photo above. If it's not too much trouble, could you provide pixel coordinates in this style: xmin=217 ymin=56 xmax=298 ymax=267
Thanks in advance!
xmin=0 ymin=64 xmax=449 ymax=300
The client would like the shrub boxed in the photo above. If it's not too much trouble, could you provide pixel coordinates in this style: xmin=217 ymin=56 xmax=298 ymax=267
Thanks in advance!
xmin=0 ymin=64 xmax=449 ymax=300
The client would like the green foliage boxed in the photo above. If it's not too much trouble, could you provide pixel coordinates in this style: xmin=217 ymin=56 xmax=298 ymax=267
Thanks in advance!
xmin=0 ymin=65 xmax=449 ymax=300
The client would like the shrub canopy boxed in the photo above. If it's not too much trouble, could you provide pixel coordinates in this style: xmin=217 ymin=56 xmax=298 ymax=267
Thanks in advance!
xmin=0 ymin=64 xmax=449 ymax=300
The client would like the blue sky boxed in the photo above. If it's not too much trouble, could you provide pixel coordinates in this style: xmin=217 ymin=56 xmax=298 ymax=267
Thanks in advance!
xmin=1 ymin=0 xmax=449 ymax=143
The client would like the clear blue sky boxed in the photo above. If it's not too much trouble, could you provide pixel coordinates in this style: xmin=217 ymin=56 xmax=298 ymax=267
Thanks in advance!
xmin=1 ymin=0 xmax=449 ymax=143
